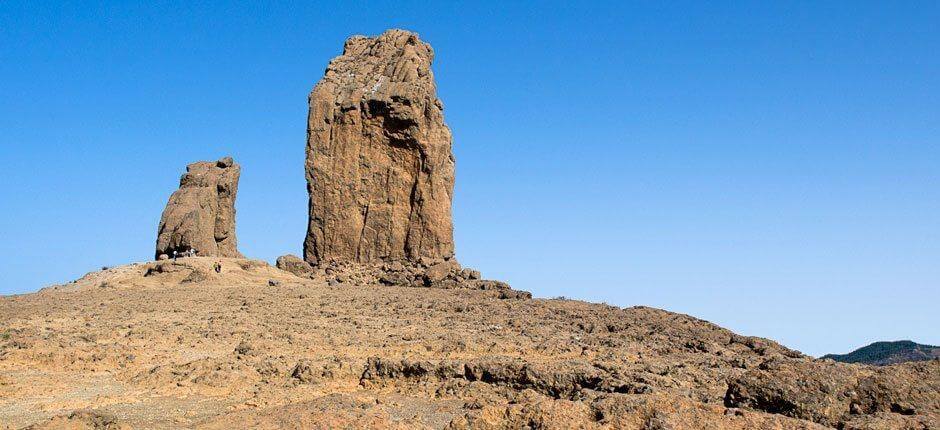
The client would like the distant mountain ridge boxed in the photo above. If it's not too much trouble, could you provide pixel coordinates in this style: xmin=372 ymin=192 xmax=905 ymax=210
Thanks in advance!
xmin=823 ymin=340 xmax=940 ymax=366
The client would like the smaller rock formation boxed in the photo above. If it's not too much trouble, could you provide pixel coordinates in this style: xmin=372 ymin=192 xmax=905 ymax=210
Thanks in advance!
xmin=155 ymin=157 xmax=242 ymax=259
xmin=25 ymin=410 xmax=131 ymax=430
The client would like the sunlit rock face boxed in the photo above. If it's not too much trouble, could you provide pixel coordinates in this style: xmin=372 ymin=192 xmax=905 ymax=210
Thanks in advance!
xmin=155 ymin=157 xmax=242 ymax=259
xmin=304 ymin=29 xmax=455 ymax=265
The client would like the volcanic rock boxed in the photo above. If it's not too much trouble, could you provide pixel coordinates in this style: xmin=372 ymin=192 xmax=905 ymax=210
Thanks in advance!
xmin=822 ymin=340 xmax=940 ymax=366
xmin=304 ymin=29 xmax=455 ymax=265
xmin=4 ymin=263 xmax=939 ymax=428
xmin=725 ymin=357 xmax=940 ymax=428
xmin=275 ymin=254 xmax=314 ymax=277
xmin=23 ymin=410 xmax=130 ymax=430
xmin=155 ymin=157 xmax=242 ymax=259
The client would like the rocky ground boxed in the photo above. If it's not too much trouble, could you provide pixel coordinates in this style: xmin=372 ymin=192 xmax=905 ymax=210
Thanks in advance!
xmin=1 ymin=258 xmax=937 ymax=429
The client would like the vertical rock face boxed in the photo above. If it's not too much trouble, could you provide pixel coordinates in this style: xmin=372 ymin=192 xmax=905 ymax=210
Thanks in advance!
xmin=304 ymin=29 xmax=456 ymax=265
xmin=155 ymin=157 xmax=242 ymax=259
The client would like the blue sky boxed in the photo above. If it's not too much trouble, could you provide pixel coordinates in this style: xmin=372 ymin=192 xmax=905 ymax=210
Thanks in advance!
xmin=1 ymin=1 xmax=937 ymax=356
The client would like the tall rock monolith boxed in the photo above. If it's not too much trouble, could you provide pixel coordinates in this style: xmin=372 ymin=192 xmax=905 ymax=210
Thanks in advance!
xmin=155 ymin=157 xmax=242 ymax=259
xmin=304 ymin=29 xmax=455 ymax=265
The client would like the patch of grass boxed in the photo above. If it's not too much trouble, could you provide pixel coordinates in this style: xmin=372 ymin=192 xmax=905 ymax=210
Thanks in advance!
xmin=0 ymin=331 xmax=10 ymax=341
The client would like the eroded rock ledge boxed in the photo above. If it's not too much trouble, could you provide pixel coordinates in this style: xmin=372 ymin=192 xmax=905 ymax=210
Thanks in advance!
xmin=276 ymin=254 xmax=531 ymax=299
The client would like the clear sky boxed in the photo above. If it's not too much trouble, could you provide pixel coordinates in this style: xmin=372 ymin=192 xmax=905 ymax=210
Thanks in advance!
xmin=1 ymin=1 xmax=937 ymax=357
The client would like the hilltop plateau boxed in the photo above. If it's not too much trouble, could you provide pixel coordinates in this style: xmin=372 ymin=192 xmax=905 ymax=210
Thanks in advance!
xmin=1 ymin=258 xmax=937 ymax=429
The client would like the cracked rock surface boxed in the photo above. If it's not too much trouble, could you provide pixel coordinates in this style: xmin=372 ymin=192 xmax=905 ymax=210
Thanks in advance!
xmin=155 ymin=157 xmax=242 ymax=259
xmin=304 ymin=29 xmax=455 ymax=265
xmin=2 ymin=259 xmax=936 ymax=429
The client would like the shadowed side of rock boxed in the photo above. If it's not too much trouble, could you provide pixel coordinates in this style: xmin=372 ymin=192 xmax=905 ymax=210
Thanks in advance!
xmin=155 ymin=157 xmax=242 ymax=259
xmin=304 ymin=29 xmax=455 ymax=266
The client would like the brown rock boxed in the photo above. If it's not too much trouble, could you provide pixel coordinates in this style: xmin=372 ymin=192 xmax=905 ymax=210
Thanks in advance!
xmin=275 ymin=254 xmax=314 ymax=277
xmin=461 ymin=268 xmax=481 ymax=280
xmin=473 ymin=280 xmax=511 ymax=291
xmin=498 ymin=289 xmax=533 ymax=300
xmin=304 ymin=29 xmax=455 ymax=265
xmin=725 ymin=357 xmax=940 ymax=428
xmin=155 ymin=157 xmax=242 ymax=259
xmin=24 ymin=410 xmax=131 ymax=430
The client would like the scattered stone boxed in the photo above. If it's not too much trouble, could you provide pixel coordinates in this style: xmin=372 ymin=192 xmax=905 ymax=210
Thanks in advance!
xmin=155 ymin=157 xmax=242 ymax=259
xmin=24 ymin=410 xmax=130 ymax=430
xmin=291 ymin=360 xmax=316 ymax=383
xmin=498 ymin=289 xmax=532 ymax=300
xmin=378 ymin=272 xmax=411 ymax=287
xmin=461 ymin=268 xmax=481 ymax=280
xmin=473 ymin=280 xmax=511 ymax=291
xmin=267 ymin=279 xmax=280 ymax=287
xmin=291 ymin=257 xmax=525 ymax=297
xmin=235 ymin=340 xmax=254 ymax=356
xmin=290 ymin=357 xmax=351 ymax=384
xmin=181 ymin=268 xmax=209 ymax=284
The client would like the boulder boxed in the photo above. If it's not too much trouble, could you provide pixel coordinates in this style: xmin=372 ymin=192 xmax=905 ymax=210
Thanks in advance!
xmin=276 ymin=254 xmax=314 ymax=277
xmin=304 ymin=29 xmax=455 ymax=265
xmin=423 ymin=260 xmax=459 ymax=285
xmin=461 ymin=268 xmax=481 ymax=280
xmin=155 ymin=157 xmax=242 ymax=259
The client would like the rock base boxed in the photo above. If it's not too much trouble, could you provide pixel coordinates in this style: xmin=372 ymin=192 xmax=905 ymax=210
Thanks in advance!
xmin=275 ymin=254 xmax=530 ymax=299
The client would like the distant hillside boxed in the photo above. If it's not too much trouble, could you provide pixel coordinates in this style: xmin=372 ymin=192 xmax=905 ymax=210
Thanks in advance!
xmin=823 ymin=340 xmax=940 ymax=366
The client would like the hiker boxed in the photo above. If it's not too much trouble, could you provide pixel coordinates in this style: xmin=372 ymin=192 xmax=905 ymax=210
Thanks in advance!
xmin=172 ymin=250 xmax=178 ymax=261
